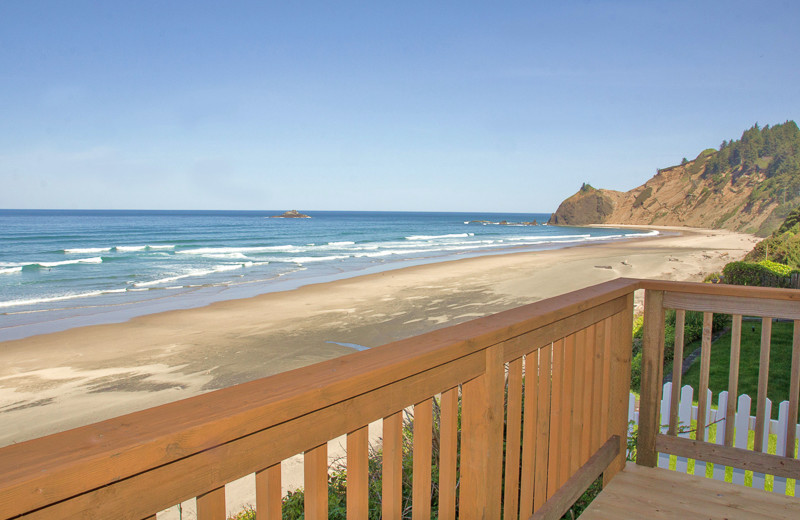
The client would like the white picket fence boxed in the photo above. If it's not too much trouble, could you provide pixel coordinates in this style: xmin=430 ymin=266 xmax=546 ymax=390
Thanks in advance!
xmin=627 ymin=382 xmax=800 ymax=495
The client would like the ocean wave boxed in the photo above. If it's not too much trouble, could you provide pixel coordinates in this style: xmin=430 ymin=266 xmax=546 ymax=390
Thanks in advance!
xmin=30 ymin=257 xmax=104 ymax=268
xmin=288 ymin=255 xmax=351 ymax=264
xmin=405 ymin=233 xmax=474 ymax=240
xmin=147 ymin=244 xmax=175 ymax=250
xmin=0 ymin=288 xmax=128 ymax=309
xmin=132 ymin=263 xmax=249 ymax=288
xmin=625 ymin=230 xmax=659 ymax=238
xmin=0 ymin=266 xmax=22 ymax=275
xmin=177 ymin=245 xmax=302 ymax=255
xmin=327 ymin=241 xmax=355 ymax=246
xmin=201 ymin=252 xmax=251 ymax=260
xmin=63 ymin=247 xmax=112 ymax=254
xmin=115 ymin=245 xmax=147 ymax=252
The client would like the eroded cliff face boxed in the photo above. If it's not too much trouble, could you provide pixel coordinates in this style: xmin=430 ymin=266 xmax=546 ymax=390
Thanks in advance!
xmin=549 ymin=154 xmax=784 ymax=236
xmin=548 ymin=185 xmax=621 ymax=225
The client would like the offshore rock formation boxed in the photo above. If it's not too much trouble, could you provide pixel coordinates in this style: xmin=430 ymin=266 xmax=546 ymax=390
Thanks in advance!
xmin=270 ymin=210 xmax=311 ymax=219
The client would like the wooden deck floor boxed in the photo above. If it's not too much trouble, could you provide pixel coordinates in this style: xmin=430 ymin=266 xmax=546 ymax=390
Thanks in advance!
xmin=580 ymin=462 xmax=800 ymax=520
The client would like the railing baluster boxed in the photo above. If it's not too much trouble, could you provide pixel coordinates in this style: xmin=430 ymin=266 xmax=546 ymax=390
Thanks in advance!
xmin=256 ymin=463 xmax=282 ymax=520
xmin=197 ymin=486 xmax=226 ymax=520
xmin=519 ymin=350 xmax=540 ymax=518
xmin=696 ymin=312 xmax=713 ymax=442
xmin=591 ymin=321 xmax=605 ymax=453
xmin=347 ymin=426 xmax=369 ymax=520
xmin=460 ymin=344 xmax=504 ymax=519
xmin=599 ymin=316 xmax=613 ymax=443
xmin=439 ymin=387 xmax=459 ymax=520
xmin=503 ymin=357 xmax=524 ymax=520
xmin=668 ymin=309 xmax=686 ymax=435
xmin=788 ymin=320 xmax=800 ymax=458
xmin=382 ymin=411 xmax=403 ymax=519
xmin=637 ymin=290 xmax=665 ymax=469
xmin=560 ymin=334 xmax=576 ymax=483
xmin=304 ymin=444 xmax=328 ymax=520
xmin=755 ymin=317 xmax=773 ymax=452
xmin=412 ymin=399 xmax=433 ymax=520
xmin=546 ymin=338 xmax=564 ymax=499
xmin=725 ymin=315 xmax=743 ymax=446
xmin=606 ymin=293 xmax=634 ymax=482
xmin=580 ymin=326 xmax=595 ymax=465
xmin=534 ymin=344 xmax=552 ymax=510
xmin=570 ymin=331 xmax=584 ymax=474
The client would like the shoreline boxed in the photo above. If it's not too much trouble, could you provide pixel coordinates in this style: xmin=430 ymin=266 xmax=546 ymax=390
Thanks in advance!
xmin=0 ymin=225 xmax=758 ymax=446
xmin=0 ymin=225 xmax=759 ymax=518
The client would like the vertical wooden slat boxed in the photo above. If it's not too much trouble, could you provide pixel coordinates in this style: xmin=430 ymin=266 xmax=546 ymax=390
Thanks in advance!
xmin=533 ymin=344 xmax=552 ymax=511
xmin=561 ymin=334 xmax=576 ymax=484
xmin=439 ymin=387 xmax=459 ymax=520
xmin=725 ymin=314 xmax=742 ymax=447
xmin=347 ymin=426 xmax=369 ymax=520
xmin=570 ymin=331 xmax=584 ymax=474
xmin=503 ymin=357 xmax=524 ymax=520
xmin=144 ymin=515 xmax=157 ymax=520
xmin=787 ymin=320 xmax=800 ymax=458
xmin=668 ymin=309 xmax=686 ymax=436
xmin=519 ymin=350 xmax=540 ymax=518
xmin=546 ymin=339 xmax=564 ymax=499
xmin=581 ymin=325 xmax=595 ymax=464
xmin=305 ymin=444 xmax=328 ymax=520
xmin=460 ymin=344 xmax=504 ymax=519
xmin=382 ymin=411 xmax=403 ymax=520
xmin=591 ymin=320 xmax=605 ymax=453
xmin=606 ymin=293 xmax=634 ymax=482
xmin=599 ymin=317 xmax=613 ymax=442
xmin=412 ymin=399 xmax=433 ymax=520
xmin=256 ymin=463 xmax=282 ymax=520
xmin=197 ymin=486 xmax=226 ymax=520
xmin=696 ymin=312 xmax=713 ymax=440
xmin=637 ymin=290 xmax=665 ymax=469
xmin=755 ymin=317 xmax=773 ymax=452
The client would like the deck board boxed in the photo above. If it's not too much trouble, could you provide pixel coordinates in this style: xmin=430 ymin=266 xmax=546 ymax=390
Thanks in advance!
xmin=580 ymin=462 xmax=800 ymax=520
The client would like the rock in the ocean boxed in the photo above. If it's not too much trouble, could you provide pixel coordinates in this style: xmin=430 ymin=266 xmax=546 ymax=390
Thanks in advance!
xmin=269 ymin=210 xmax=311 ymax=219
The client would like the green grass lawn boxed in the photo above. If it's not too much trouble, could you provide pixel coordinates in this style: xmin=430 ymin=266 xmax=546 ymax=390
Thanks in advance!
xmin=682 ymin=319 xmax=795 ymax=418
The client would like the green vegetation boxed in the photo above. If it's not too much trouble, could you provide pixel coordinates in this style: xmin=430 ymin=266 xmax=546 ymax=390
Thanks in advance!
xmin=580 ymin=182 xmax=596 ymax=193
xmin=632 ymin=186 xmax=653 ymax=208
xmin=745 ymin=206 xmax=800 ymax=267
xmin=630 ymin=310 xmax=728 ymax=393
xmin=722 ymin=259 xmax=800 ymax=288
xmin=683 ymin=320 xmax=795 ymax=419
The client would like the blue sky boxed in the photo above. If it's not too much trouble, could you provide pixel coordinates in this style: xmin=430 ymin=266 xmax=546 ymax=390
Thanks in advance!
xmin=1 ymin=1 xmax=798 ymax=212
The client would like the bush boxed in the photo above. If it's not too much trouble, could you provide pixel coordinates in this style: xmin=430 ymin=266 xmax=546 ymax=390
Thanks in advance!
xmin=722 ymin=260 xmax=800 ymax=288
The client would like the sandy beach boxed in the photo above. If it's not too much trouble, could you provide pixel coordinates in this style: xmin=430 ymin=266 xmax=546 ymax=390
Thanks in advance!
xmin=0 ymin=226 xmax=758 ymax=517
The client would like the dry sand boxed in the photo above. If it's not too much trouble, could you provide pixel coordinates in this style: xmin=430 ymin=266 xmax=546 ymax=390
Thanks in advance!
xmin=0 ymin=226 xmax=759 ymax=518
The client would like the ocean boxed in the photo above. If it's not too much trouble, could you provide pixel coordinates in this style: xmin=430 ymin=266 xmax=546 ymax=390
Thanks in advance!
xmin=0 ymin=210 xmax=656 ymax=340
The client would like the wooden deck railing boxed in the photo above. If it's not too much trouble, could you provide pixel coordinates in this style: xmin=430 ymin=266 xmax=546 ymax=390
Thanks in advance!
xmin=637 ymin=280 xmax=800 ymax=490
xmin=2 ymin=278 xmax=797 ymax=519
xmin=0 ymin=278 xmax=637 ymax=520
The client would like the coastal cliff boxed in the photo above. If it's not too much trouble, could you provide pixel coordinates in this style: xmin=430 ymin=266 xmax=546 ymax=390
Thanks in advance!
xmin=549 ymin=121 xmax=800 ymax=236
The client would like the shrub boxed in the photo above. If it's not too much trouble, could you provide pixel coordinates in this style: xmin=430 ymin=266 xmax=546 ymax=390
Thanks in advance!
xmin=722 ymin=260 xmax=800 ymax=288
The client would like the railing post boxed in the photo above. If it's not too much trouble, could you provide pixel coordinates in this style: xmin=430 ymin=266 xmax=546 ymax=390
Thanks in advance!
xmin=460 ymin=343 xmax=504 ymax=519
xmin=637 ymin=289 xmax=666 ymax=468
xmin=604 ymin=293 xmax=634 ymax=483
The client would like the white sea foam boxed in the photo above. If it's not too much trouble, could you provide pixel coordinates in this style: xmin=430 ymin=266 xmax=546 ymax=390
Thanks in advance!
xmin=115 ymin=245 xmax=147 ymax=252
xmin=177 ymin=245 xmax=302 ymax=255
xmin=133 ymin=263 xmax=248 ymax=288
xmin=405 ymin=233 xmax=474 ymax=240
xmin=147 ymin=244 xmax=175 ymax=250
xmin=287 ymin=255 xmax=350 ymax=264
xmin=327 ymin=241 xmax=355 ymax=246
xmin=201 ymin=252 xmax=251 ymax=260
xmin=0 ymin=266 xmax=22 ymax=275
xmin=0 ymin=288 xmax=127 ymax=309
xmin=64 ymin=247 xmax=112 ymax=254
xmin=625 ymin=230 xmax=659 ymax=238
xmin=35 ymin=257 xmax=103 ymax=268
